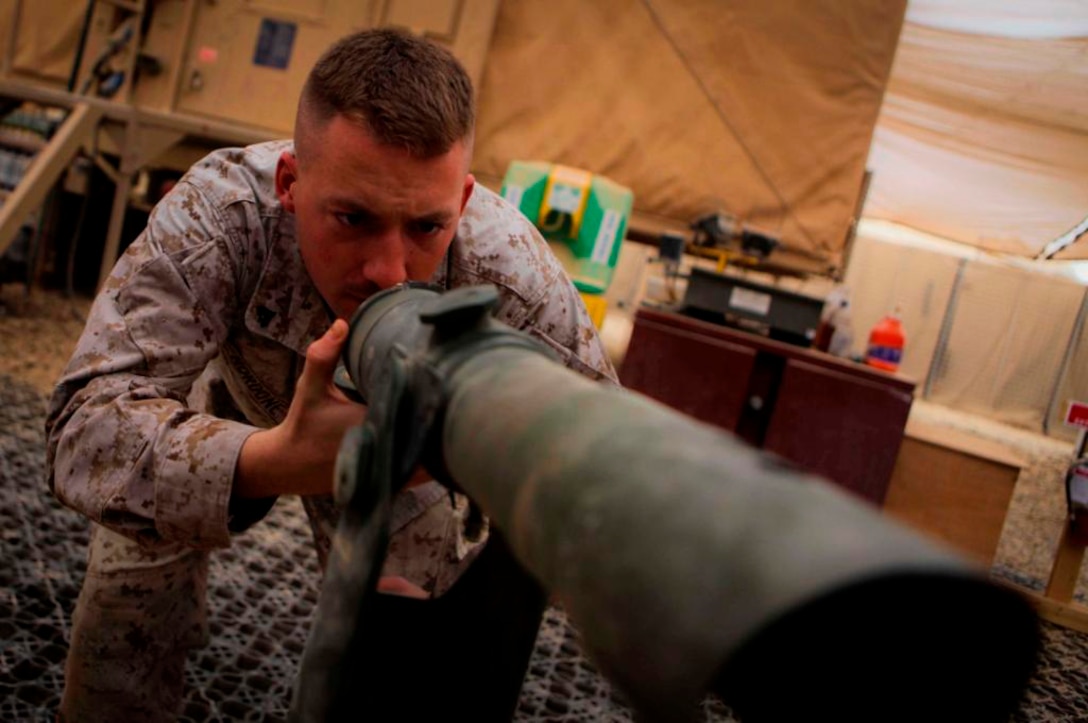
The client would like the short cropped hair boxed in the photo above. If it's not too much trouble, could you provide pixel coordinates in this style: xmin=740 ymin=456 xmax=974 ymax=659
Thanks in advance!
xmin=296 ymin=28 xmax=475 ymax=159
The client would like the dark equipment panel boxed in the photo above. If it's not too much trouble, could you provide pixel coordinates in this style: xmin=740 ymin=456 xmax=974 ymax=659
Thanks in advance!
xmin=681 ymin=267 xmax=825 ymax=347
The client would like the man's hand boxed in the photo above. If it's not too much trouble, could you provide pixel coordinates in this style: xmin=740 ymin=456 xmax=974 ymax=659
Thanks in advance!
xmin=377 ymin=576 xmax=430 ymax=599
xmin=234 ymin=319 xmax=367 ymax=499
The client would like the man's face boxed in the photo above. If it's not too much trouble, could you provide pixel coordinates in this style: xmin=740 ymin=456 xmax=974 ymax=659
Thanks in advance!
xmin=276 ymin=114 xmax=475 ymax=320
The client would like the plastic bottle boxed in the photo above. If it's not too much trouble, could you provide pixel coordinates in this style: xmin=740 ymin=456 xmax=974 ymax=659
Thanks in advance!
xmin=814 ymin=287 xmax=855 ymax=357
xmin=828 ymin=301 xmax=854 ymax=359
xmin=865 ymin=307 xmax=905 ymax=373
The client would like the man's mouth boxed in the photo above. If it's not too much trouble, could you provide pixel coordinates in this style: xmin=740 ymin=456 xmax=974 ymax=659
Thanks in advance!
xmin=344 ymin=284 xmax=380 ymax=302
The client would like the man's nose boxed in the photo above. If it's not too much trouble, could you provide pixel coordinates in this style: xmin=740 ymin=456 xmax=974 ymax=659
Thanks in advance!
xmin=362 ymin=231 xmax=409 ymax=289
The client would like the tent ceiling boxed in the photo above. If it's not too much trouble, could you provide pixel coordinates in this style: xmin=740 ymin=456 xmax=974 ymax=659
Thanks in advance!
xmin=474 ymin=0 xmax=907 ymax=274
xmin=864 ymin=1 xmax=1088 ymax=261
xmin=475 ymin=0 xmax=1087 ymax=269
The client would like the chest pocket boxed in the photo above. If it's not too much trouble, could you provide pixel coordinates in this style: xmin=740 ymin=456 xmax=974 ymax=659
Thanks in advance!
xmin=218 ymin=329 xmax=297 ymax=427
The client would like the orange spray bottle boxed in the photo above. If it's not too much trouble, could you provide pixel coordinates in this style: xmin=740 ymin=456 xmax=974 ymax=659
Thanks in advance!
xmin=865 ymin=306 xmax=905 ymax=373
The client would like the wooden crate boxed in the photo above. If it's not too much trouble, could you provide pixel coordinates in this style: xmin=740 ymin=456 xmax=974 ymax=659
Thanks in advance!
xmin=884 ymin=419 xmax=1024 ymax=565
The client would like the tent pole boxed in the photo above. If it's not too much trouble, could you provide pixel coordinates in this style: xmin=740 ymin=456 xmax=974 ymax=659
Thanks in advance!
xmin=922 ymin=258 xmax=966 ymax=400
xmin=1044 ymin=288 xmax=1088 ymax=436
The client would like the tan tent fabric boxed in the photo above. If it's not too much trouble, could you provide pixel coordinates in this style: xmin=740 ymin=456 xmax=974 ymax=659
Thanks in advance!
xmin=864 ymin=3 xmax=1088 ymax=259
xmin=925 ymin=262 xmax=1084 ymax=430
xmin=474 ymin=0 xmax=907 ymax=269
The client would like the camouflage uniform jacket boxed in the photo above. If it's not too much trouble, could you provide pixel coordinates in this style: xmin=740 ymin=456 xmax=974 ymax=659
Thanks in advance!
xmin=45 ymin=140 xmax=617 ymax=580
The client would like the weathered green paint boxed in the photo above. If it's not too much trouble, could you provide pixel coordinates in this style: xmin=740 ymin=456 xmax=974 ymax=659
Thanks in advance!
xmin=295 ymin=285 xmax=1040 ymax=723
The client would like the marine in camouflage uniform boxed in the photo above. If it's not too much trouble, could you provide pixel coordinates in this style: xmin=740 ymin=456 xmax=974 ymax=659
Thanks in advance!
xmin=45 ymin=139 xmax=617 ymax=720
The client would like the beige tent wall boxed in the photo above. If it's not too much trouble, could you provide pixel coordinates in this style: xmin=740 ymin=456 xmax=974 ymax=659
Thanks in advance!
xmin=847 ymin=224 xmax=1088 ymax=437
xmin=474 ymin=0 xmax=907 ymax=271
xmin=925 ymin=264 xmax=1084 ymax=431
xmin=844 ymin=233 xmax=960 ymax=385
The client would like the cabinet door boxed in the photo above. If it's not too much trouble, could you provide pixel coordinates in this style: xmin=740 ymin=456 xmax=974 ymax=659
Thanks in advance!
xmin=7 ymin=0 xmax=84 ymax=83
xmin=620 ymin=315 xmax=756 ymax=432
xmin=174 ymin=0 xmax=345 ymax=132
xmin=763 ymin=359 xmax=912 ymax=505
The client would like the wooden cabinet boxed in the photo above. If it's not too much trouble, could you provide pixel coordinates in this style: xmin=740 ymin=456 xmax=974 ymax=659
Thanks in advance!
xmin=164 ymin=0 xmax=500 ymax=133
xmin=763 ymin=359 xmax=913 ymax=505
xmin=60 ymin=0 xmax=499 ymax=132
xmin=620 ymin=308 xmax=916 ymax=506
xmin=618 ymin=315 xmax=757 ymax=432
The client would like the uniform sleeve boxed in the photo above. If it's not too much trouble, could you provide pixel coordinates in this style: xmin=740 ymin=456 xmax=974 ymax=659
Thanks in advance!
xmin=45 ymin=180 xmax=261 ymax=549
xmin=451 ymin=187 xmax=620 ymax=386
xmin=520 ymin=269 xmax=619 ymax=385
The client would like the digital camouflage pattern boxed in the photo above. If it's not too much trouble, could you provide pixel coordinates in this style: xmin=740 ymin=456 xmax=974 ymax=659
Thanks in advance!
xmin=46 ymin=140 xmax=616 ymax=721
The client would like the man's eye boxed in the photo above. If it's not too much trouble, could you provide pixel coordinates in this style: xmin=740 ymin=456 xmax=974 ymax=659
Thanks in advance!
xmin=335 ymin=213 xmax=364 ymax=228
xmin=413 ymin=221 xmax=443 ymax=236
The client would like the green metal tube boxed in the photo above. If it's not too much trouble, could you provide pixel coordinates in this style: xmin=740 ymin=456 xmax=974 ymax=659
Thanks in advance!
xmin=442 ymin=346 xmax=1038 ymax=721
xmin=318 ymin=284 xmax=1038 ymax=722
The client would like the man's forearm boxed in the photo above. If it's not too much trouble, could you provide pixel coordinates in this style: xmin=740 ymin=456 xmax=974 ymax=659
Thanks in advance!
xmin=234 ymin=424 xmax=339 ymax=499
xmin=49 ymin=385 xmax=256 ymax=548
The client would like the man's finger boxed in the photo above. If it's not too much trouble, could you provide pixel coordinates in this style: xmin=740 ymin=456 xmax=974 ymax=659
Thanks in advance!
xmin=298 ymin=319 xmax=348 ymax=401
xmin=377 ymin=576 xmax=430 ymax=599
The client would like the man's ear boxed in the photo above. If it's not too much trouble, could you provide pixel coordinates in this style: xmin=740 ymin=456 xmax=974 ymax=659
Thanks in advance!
xmin=275 ymin=151 xmax=299 ymax=213
xmin=460 ymin=173 xmax=475 ymax=213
